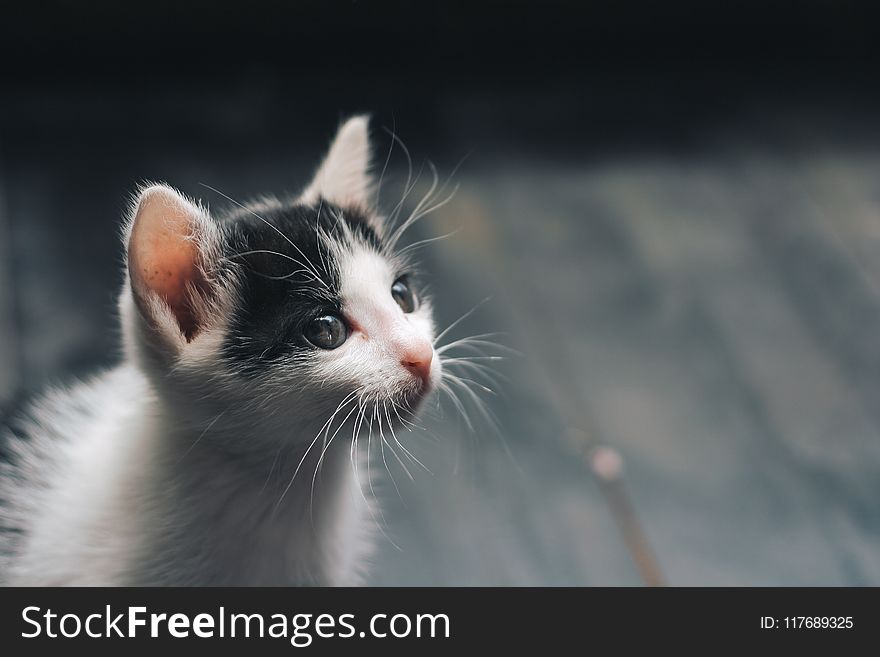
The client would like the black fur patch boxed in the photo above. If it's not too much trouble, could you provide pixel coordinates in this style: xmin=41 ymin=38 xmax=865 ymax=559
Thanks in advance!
xmin=219 ymin=198 xmax=384 ymax=374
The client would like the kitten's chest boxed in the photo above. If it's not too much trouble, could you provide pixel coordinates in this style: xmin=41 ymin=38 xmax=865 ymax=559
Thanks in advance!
xmin=141 ymin=444 xmax=368 ymax=585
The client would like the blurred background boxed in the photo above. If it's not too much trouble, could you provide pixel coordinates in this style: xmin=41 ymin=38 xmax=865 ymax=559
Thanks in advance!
xmin=2 ymin=1 xmax=880 ymax=585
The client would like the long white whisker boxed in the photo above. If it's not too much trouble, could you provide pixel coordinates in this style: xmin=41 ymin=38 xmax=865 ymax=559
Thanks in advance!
xmin=376 ymin=398 xmax=405 ymax=497
xmin=223 ymin=250 xmax=328 ymax=284
xmin=260 ymin=444 xmax=284 ymax=495
xmin=433 ymin=297 xmax=492 ymax=347
xmin=390 ymin=182 xmax=460 ymax=251
xmin=349 ymin=393 xmax=369 ymax=495
xmin=388 ymin=164 xmax=465 ymax=253
xmin=389 ymin=160 xmax=439 ymax=249
xmin=441 ymin=355 xmax=505 ymax=362
xmin=384 ymin=401 xmax=429 ymax=474
xmin=390 ymin=399 xmax=419 ymax=430
xmin=375 ymin=121 xmax=397 ymax=209
xmin=445 ymin=374 xmax=501 ymax=430
xmin=396 ymin=228 xmax=462 ymax=257
xmin=443 ymin=372 xmax=497 ymax=395
xmin=352 ymin=393 xmax=402 ymax=551
xmin=438 ymin=380 xmax=474 ymax=432
xmin=383 ymin=128 xmax=412 ymax=189
xmin=199 ymin=183 xmax=328 ymax=289
xmin=310 ymin=402 xmax=360 ymax=519
xmin=437 ymin=336 xmax=518 ymax=356
xmin=382 ymin=401 xmax=413 ymax=475
xmin=386 ymin=162 xmax=425 ymax=233
xmin=273 ymin=390 xmax=358 ymax=513
xmin=447 ymin=372 xmax=520 ymax=471
xmin=367 ymin=398 xmax=380 ymax=504
xmin=177 ymin=410 xmax=226 ymax=463
xmin=381 ymin=143 xmax=420 ymax=233
xmin=441 ymin=359 xmax=507 ymax=385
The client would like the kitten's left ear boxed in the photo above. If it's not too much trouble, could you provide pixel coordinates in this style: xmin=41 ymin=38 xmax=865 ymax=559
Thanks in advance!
xmin=301 ymin=115 xmax=373 ymax=208
xmin=126 ymin=184 xmax=222 ymax=346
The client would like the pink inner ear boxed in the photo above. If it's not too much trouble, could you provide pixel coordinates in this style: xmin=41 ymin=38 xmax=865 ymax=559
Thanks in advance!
xmin=129 ymin=187 xmax=207 ymax=341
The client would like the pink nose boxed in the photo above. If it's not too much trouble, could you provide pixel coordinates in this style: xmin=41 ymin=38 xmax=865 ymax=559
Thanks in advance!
xmin=401 ymin=341 xmax=433 ymax=383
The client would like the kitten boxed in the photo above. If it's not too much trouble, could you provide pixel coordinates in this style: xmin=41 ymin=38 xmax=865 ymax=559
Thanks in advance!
xmin=0 ymin=116 xmax=445 ymax=585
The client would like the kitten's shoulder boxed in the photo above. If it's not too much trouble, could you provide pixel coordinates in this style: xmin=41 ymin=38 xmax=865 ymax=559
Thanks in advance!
xmin=0 ymin=364 xmax=148 ymax=579
xmin=1 ymin=364 xmax=148 ymax=462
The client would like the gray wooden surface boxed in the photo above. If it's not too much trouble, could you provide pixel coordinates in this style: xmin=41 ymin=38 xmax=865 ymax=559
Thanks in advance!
xmin=2 ymin=134 xmax=880 ymax=585
xmin=371 ymin=152 xmax=880 ymax=585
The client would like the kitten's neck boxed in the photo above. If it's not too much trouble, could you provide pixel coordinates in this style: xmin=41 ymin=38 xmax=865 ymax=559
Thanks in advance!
xmin=133 ymin=396 xmax=369 ymax=585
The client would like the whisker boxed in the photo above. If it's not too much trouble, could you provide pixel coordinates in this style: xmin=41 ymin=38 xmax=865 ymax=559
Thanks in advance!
xmin=388 ymin=160 xmax=439 ymax=250
xmin=375 ymin=120 xmax=397 ymax=210
xmin=366 ymin=398 xmax=381 ymax=505
xmin=384 ymin=401 xmax=430 ymax=474
xmin=177 ymin=410 xmax=227 ymax=464
xmin=260 ymin=444 xmax=284 ymax=495
xmin=351 ymin=393 xmax=402 ymax=551
xmin=349 ymin=393 xmax=368 ymax=494
xmin=392 ymin=182 xmax=460 ymax=249
xmin=199 ymin=183 xmax=328 ymax=289
xmin=440 ymin=359 xmax=507 ymax=386
xmin=444 ymin=374 xmax=517 ymax=468
xmin=438 ymin=380 xmax=475 ymax=432
xmin=444 ymin=372 xmax=497 ymax=395
xmin=382 ymin=128 xmax=413 ymax=201
xmin=440 ymin=358 xmax=507 ymax=381
xmin=441 ymin=355 xmax=505 ymax=361
xmin=395 ymin=228 xmax=462 ymax=257
xmin=376 ymin=398 xmax=405 ymax=497
xmin=390 ymin=399 xmax=419 ymax=431
xmin=273 ymin=389 xmax=358 ymax=513
xmin=437 ymin=336 xmax=518 ymax=356
xmin=310 ymin=402 xmax=360 ymax=519
xmin=387 ymin=153 xmax=468 ymax=254
xmin=433 ymin=297 xmax=493 ymax=347
xmin=386 ymin=163 xmax=425 ymax=235
xmin=382 ymin=134 xmax=420 ymax=231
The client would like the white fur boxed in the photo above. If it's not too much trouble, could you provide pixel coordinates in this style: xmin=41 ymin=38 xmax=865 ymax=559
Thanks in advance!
xmin=0 ymin=363 xmax=377 ymax=585
xmin=1 ymin=367 xmax=155 ymax=584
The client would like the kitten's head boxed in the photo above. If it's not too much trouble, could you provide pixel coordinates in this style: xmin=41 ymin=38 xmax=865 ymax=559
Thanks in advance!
xmin=120 ymin=117 xmax=440 ymax=435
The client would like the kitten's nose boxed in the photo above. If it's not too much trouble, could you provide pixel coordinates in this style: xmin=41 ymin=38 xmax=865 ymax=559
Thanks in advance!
xmin=401 ymin=341 xmax=433 ymax=383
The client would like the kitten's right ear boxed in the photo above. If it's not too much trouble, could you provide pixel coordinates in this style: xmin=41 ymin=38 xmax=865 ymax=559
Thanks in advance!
xmin=126 ymin=184 xmax=221 ymax=345
xmin=301 ymin=115 xmax=373 ymax=208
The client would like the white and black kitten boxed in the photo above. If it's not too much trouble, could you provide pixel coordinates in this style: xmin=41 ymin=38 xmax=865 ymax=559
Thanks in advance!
xmin=0 ymin=116 xmax=448 ymax=585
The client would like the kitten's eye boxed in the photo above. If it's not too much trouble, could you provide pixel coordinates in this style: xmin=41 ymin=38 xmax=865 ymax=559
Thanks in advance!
xmin=304 ymin=314 xmax=348 ymax=349
xmin=391 ymin=278 xmax=417 ymax=313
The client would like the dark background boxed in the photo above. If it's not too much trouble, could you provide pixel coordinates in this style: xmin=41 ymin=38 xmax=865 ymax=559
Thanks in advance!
xmin=2 ymin=1 xmax=880 ymax=585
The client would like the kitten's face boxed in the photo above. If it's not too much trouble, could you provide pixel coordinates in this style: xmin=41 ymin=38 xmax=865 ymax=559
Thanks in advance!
xmin=122 ymin=117 xmax=440 ymax=433
xmin=220 ymin=198 xmax=439 ymax=410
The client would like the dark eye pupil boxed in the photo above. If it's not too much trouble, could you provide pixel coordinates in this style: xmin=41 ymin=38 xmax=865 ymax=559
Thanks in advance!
xmin=304 ymin=314 xmax=347 ymax=349
xmin=391 ymin=279 xmax=416 ymax=313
